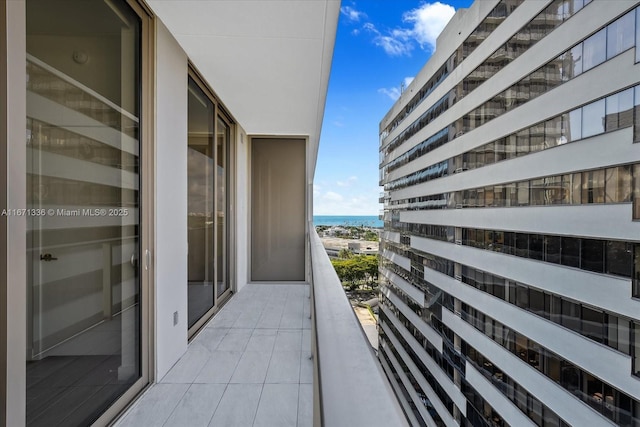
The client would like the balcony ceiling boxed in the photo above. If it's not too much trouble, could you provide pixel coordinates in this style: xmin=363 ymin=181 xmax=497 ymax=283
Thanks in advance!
xmin=147 ymin=0 xmax=340 ymax=173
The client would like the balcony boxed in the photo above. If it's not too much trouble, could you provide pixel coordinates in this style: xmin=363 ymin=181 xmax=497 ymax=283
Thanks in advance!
xmin=114 ymin=229 xmax=406 ymax=427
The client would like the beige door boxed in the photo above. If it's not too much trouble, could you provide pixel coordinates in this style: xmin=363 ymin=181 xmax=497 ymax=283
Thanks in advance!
xmin=251 ymin=138 xmax=306 ymax=281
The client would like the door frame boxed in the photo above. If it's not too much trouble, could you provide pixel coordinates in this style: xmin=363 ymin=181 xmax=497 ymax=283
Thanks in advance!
xmin=91 ymin=0 xmax=156 ymax=424
xmin=3 ymin=0 xmax=27 ymax=424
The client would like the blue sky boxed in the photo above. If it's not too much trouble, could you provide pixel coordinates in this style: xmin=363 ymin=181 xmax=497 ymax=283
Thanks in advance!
xmin=313 ymin=0 xmax=474 ymax=215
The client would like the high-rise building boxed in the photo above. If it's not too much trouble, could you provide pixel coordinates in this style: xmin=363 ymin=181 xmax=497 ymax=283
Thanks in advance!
xmin=378 ymin=0 xmax=640 ymax=425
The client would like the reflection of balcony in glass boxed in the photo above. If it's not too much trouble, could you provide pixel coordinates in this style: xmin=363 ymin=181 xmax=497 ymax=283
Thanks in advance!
xmin=24 ymin=1 xmax=143 ymax=424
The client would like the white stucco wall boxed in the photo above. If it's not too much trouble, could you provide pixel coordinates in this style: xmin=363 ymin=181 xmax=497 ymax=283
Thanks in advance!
xmin=154 ymin=20 xmax=188 ymax=380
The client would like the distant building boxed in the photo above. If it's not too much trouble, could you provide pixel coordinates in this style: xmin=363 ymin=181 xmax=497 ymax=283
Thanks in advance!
xmin=321 ymin=238 xmax=379 ymax=258
xmin=379 ymin=1 xmax=640 ymax=426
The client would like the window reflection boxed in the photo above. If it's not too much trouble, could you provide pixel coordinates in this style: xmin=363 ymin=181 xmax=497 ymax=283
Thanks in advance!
xmin=606 ymin=88 xmax=634 ymax=130
xmin=605 ymin=166 xmax=632 ymax=203
xmin=460 ymin=260 xmax=636 ymax=355
xmin=26 ymin=0 xmax=142 ymax=424
xmin=387 ymin=85 xmax=640 ymax=194
xmin=216 ymin=117 xmax=230 ymax=298
xmin=461 ymin=226 xmax=634 ymax=280
xmin=564 ymin=44 xmax=583 ymax=79
xmin=459 ymin=304 xmax=639 ymax=426
xmin=637 ymin=7 xmax=640 ymax=63
xmin=187 ymin=78 xmax=215 ymax=328
xmin=634 ymin=84 xmax=640 ymax=142
xmin=607 ymin=10 xmax=635 ymax=59
xmin=583 ymin=28 xmax=607 ymax=70
xmin=382 ymin=5 xmax=639 ymax=177
xmin=581 ymin=169 xmax=605 ymax=204
xmin=581 ymin=99 xmax=605 ymax=137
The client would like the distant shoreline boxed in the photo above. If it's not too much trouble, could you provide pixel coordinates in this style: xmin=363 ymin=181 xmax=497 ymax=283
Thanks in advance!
xmin=313 ymin=215 xmax=383 ymax=228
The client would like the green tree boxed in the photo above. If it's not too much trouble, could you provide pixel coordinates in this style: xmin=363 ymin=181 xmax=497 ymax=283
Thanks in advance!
xmin=361 ymin=255 xmax=379 ymax=286
xmin=331 ymin=254 xmax=379 ymax=291
xmin=364 ymin=230 xmax=379 ymax=241
xmin=338 ymin=248 xmax=354 ymax=259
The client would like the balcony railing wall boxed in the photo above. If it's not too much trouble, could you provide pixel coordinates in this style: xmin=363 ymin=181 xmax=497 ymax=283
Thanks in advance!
xmin=309 ymin=227 xmax=408 ymax=427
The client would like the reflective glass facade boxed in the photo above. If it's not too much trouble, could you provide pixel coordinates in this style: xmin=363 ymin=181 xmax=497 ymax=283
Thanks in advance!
xmin=381 ymin=3 xmax=640 ymax=186
xmin=379 ymin=1 xmax=640 ymax=426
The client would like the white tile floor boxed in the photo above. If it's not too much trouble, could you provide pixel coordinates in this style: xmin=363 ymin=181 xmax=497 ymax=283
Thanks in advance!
xmin=115 ymin=284 xmax=313 ymax=427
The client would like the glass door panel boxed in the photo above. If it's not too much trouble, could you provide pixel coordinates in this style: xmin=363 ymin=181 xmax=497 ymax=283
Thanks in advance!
xmin=187 ymin=78 xmax=215 ymax=328
xmin=216 ymin=117 xmax=230 ymax=298
xmin=26 ymin=0 xmax=141 ymax=425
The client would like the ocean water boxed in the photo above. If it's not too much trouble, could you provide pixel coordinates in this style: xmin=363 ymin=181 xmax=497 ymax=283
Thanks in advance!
xmin=313 ymin=215 xmax=383 ymax=228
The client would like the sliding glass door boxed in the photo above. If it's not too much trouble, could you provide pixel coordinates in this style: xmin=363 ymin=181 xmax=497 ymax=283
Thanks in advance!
xmin=26 ymin=0 xmax=145 ymax=424
xmin=187 ymin=76 xmax=232 ymax=333
xmin=187 ymin=78 xmax=215 ymax=328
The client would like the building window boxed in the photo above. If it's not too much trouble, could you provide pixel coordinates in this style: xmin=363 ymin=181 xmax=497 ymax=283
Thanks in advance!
xmin=458 ymin=261 xmax=636 ymax=355
xmin=636 ymin=7 xmax=640 ymax=63
xmin=568 ymin=108 xmax=583 ymax=141
xmin=635 ymin=85 xmax=640 ymax=142
xmin=605 ymin=165 xmax=632 ymax=203
xmin=529 ymin=235 xmax=544 ymax=260
xmin=581 ymin=169 xmax=605 ymax=204
xmin=633 ymin=321 xmax=640 ymax=376
xmin=606 ymin=241 xmax=633 ymax=276
xmin=582 ymin=28 xmax=607 ymax=71
xmin=605 ymin=88 xmax=634 ymax=131
xmin=606 ymin=10 xmax=635 ymax=60
xmin=564 ymin=43 xmax=583 ymax=79
xmin=581 ymin=98 xmax=606 ymax=137
xmin=561 ymin=237 xmax=580 ymax=267
xmin=634 ymin=244 xmax=640 ymax=298
xmin=544 ymin=235 xmax=561 ymax=264
xmin=582 ymin=306 xmax=605 ymax=343
xmin=581 ymin=239 xmax=605 ymax=273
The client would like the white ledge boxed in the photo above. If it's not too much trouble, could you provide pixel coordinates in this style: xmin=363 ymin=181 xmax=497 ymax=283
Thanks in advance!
xmin=310 ymin=229 xmax=408 ymax=427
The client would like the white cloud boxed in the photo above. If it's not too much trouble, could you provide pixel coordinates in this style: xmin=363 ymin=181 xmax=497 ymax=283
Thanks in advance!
xmin=378 ymin=87 xmax=401 ymax=101
xmin=403 ymin=2 xmax=455 ymax=50
xmin=336 ymin=176 xmax=358 ymax=187
xmin=340 ymin=5 xmax=366 ymax=22
xmin=376 ymin=35 xmax=413 ymax=56
xmin=363 ymin=2 xmax=455 ymax=57
xmin=323 ymin=191 xmax=344 ymax=202
xmin=378 ymin=76 xmax=415 ymax=101
xmin=363 ymin=22 xmax=412 ymax=56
